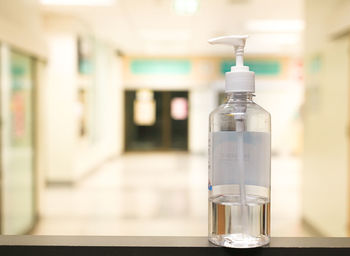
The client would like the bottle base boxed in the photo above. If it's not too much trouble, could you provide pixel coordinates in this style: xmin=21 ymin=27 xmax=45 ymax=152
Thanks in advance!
xmin=209 ymin=234 xmax=270 ymax=248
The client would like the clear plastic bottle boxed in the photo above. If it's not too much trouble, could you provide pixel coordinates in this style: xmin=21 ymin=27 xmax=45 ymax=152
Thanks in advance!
xmin=208 ymin=92 xmax=271 ymax=248
xmin=208 ymin=35 xmax=271 ymax=248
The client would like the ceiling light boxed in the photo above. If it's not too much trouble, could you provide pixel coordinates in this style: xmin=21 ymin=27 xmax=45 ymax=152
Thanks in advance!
xmin=244 ymin=33 xmax=301 ymax=54
xmin=252 ymin=33 xmax=301 ymax=45
xmin=40 ymin=0 xmax=115 ymax=6
xmin=173 ymin=0 xmax=199 ymax=16
xmin=139 ymin=29 xmax=190 ymax=41
xmin=246 ymin=19 xmax=305 ymax=32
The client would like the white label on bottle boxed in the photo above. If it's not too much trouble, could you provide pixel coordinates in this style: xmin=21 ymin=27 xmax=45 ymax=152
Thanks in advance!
xmin=210 ymin=131 xmax=270 ymax=187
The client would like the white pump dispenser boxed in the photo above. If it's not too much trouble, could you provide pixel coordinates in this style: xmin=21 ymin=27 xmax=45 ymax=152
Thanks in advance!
xmin=208 ymin=35 xmax=255 ymax=92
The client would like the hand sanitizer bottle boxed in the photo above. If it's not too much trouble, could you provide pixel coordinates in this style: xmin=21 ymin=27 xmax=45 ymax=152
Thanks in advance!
xmin=208 ymin=35 xmax=271 ymax=248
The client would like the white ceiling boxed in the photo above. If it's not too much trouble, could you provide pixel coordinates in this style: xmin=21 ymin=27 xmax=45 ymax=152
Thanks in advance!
xmin=40 ymin=0 xmax=304 ymax=56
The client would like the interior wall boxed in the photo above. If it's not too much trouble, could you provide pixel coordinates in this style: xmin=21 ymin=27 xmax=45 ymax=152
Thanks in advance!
xmin=303 ymin=0 xmax=350 ymax=236
xmin=0 ymin=0 xmax=46 ymax=59
xmin=255 ymin=78 xmax=304 ymax=155
xmin=44 ymin=16 xmax=123 ymax=183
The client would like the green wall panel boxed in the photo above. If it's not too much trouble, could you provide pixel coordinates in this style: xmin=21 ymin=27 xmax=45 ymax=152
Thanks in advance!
xmin=221 ymin=60 xmax=281 ymax=76
xmin=131 ymin=59 xmax=191 ymax=75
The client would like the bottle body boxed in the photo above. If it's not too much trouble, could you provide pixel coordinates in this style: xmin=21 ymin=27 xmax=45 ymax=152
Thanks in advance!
xmin=208 ymin=92 xmax=271 ymax=248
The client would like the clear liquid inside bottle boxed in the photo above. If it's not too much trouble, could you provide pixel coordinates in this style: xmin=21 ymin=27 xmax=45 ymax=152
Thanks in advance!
xmin=209 ymin=194 xmax=270 ymax=248
xmin=208 ymin=92 xmax=271 ymax=248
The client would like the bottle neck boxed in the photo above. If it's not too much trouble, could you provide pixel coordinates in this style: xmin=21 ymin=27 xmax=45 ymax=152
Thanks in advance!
xmin=225 ymin=92 xmax=254 ymax=103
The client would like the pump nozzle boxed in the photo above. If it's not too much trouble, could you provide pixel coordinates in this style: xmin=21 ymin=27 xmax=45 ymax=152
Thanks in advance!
xmin=208 ymin=35 xmax=255 ymax=92
xmin=209 ymin=35 xmax=248 ymax=70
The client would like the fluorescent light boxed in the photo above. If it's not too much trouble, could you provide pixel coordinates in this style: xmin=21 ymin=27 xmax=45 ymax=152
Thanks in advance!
xmin=40 ymin=0 xmax=115 ymax=6
xmin=139 ymin=29 xmax=190 ymax=41
xmin=144 ymin=42 xmax=188 ymax=55
xmin=252 ymin=33 xmax=301 ymax=45
xmin=244 ymin=33 xmax=301 ymax=54
xmin=173 ymin=0 xmax=199 ymax=15
xmin=246 ymin=19 xmax=305 ymax=32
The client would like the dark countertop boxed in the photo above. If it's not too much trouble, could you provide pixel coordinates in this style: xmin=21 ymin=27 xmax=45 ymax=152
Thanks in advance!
xmin=0 ymin=236 xmax=349 ymax=255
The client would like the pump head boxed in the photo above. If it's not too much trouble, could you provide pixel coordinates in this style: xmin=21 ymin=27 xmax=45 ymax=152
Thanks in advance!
xmin=208 ymin=35 xmax=255 ymax=92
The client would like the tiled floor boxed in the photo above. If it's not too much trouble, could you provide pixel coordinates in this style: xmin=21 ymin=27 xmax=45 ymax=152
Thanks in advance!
xmin=33 ymin=152 xmax=311 ymax=236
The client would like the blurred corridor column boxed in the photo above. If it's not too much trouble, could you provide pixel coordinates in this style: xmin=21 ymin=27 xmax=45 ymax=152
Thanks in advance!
xmin=303 ymin=0 xmax=350 ymax=236
xmin=44 ymin=16 xmax=78 ymax=184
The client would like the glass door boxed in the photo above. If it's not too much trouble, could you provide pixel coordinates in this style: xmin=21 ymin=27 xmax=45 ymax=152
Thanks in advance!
xmin=1 ymin=49 xmax=35 ymax=234
xmin=124 ymin=90 xmax=188 ymax=151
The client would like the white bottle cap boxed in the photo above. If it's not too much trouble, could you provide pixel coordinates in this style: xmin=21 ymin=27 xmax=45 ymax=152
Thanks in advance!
xmin=208 ymin=35 xmax=255 ymax=92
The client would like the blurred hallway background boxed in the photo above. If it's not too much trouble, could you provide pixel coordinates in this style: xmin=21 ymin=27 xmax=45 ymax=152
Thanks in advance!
xmin=33 ymin=153 xmax=306 ymax=236
xmin=0 ymin=0 xmax=349 ymax=237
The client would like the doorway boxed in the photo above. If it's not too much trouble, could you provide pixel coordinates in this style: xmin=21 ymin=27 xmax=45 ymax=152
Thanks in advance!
xmin=124 ymin=90 xmax=188 ymax=151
